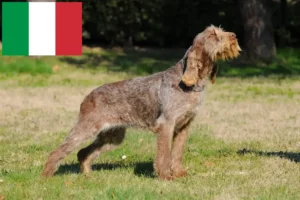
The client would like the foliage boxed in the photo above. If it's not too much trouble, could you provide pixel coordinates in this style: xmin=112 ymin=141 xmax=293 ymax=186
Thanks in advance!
xmin=1 ymin=0 xmax=300 ymax=47
xmin=76 ymin=0 xmax=299 ymax=47
xmin=77 ymin=0 xmax=245 ymax=47
xmin=81 ymin=0 xmax=164 ymax=46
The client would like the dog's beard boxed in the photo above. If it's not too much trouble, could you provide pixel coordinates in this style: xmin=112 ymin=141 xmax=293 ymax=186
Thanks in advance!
xmin=209 ymin=40 xmax=241 ymax=61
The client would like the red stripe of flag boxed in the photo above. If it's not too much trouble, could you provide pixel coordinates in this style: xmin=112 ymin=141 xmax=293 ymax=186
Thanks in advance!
xmin=55 ymin=2 xmax=82 ymax=56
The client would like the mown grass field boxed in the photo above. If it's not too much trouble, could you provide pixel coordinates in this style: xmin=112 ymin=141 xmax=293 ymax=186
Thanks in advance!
xmin=0 ymin=47 xmax=300 ymax=199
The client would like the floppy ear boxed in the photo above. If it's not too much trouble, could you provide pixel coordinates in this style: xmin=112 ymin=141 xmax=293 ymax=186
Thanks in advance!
xmin=181 ymin=49 xmax=201 ymax=87
xmin=210 ymin=63 xmax=218 ymax=84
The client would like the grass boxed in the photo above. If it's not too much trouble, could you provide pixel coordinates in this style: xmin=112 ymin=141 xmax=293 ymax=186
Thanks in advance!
xmin=1 ymin=46 xmax=300 ymax=88
xmin=0 ymin=47 xmax=300 ymax=199
xmin=0 ymin=57 xmax=53 ymax=75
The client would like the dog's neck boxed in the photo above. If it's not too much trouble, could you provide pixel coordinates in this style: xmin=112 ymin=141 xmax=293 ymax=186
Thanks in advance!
xmin=180 ymin=58 xmax=207 ymax=92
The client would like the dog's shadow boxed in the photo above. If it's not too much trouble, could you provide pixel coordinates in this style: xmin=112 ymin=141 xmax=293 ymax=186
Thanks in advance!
xmin=237 ymin=148 xmax=300 ymax=163
xmin=56 ymin=161 xmax=155 ymax=178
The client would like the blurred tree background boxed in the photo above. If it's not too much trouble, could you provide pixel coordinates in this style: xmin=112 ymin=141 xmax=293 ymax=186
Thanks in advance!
xmin=1 ymin=0 xmax=300 ymax=62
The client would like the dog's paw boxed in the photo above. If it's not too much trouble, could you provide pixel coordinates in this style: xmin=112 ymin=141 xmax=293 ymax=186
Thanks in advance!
xmin=157 ymin=170 xmax=174 ymax=181
xmin=172 ymin=168 xmax=188 ymax=178
xmin=158 ymin=174 xmax=174 ymax=181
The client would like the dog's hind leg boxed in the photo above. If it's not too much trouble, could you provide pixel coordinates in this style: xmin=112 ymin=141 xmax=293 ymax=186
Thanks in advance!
xmin=77 ymin=127 xmax=126 ymax=174
xmin=41 ymin=116 xmax=105 ymax=177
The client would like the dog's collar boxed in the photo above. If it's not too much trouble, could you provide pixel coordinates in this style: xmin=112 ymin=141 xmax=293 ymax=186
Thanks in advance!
xmin=192 ymin=84 xmax=205 ymax=92
xmin=179 ymin=82 xmax=205 ymax=93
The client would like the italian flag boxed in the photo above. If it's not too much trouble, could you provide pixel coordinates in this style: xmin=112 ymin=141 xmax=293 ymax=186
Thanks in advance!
xmin=2 ymin=2 xmax=82 ymax=56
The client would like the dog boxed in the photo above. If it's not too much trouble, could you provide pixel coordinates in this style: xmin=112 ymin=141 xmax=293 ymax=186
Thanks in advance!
xmin=42 ymin=25 xmax=241 ymax=180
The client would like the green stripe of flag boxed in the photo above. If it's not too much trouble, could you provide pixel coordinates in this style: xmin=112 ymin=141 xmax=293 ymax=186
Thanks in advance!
xmin=2 ymin=2 xmax=29 ymax=55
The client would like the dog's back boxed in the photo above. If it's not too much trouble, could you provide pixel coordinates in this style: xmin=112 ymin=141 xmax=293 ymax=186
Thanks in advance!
xmin=81 ymin=68 xmax=164 ymax=128
xmin=78 ymin=60 xmax=203 ymax=130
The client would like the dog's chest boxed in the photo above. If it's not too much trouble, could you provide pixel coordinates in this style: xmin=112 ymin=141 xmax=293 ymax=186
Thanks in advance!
xmin=186 ymin=87 xmax=206 ymax=110
xmin=174 ymin=89 xmax=205 ymax=128
xmin=174 ymin=110 xmax=196 ymax=131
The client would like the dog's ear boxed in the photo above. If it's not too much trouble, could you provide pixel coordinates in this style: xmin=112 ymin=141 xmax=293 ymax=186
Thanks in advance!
xmin=210 ymin=63 xmax=218 ymax=84
xmin=181 ymin=48 xmax=201 ymax=87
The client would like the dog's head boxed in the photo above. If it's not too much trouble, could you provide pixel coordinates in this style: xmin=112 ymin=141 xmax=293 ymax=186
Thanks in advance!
xmin=181 ymin=25 xmax=241 ymax=86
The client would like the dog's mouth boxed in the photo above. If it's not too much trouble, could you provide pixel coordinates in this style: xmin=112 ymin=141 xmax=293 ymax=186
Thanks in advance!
xmin=215 ymin=40 xmax=241 ymax=61
xmin=230 ymin=37 xmax=241 ymax=46
xmin=230 ymin=38 xmax=237 ymax=45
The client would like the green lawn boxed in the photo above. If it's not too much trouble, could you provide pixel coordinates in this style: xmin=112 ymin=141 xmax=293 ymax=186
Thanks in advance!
xmin=0 ymin=47 xmax=300 ymax=199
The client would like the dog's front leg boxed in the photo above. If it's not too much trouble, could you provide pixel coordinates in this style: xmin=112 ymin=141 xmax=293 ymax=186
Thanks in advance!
xmin=171 ymin=127 xmax=189 ymax=178
xmin=154 ymin=121 xmax=175 ymax=180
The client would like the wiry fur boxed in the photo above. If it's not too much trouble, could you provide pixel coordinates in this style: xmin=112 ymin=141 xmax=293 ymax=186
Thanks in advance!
xmin=41 ymin=25 xmax=241 ymax=180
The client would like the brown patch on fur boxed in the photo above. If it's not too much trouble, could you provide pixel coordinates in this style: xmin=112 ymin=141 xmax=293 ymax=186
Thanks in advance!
xmin=79 ymin=94 xmax=96 ymax=118
xmin=41 ymin=25 xmax=240 ymax=180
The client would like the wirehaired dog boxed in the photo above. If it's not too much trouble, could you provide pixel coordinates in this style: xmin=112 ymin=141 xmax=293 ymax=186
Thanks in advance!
xmin=42 ymin=25 xmax=241 ymax=180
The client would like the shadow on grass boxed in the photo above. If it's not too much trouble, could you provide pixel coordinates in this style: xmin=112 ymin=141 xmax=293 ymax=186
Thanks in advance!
xmin=237 ymin=148 xmax=300 ymax=163
xmin=56 ymin=161 xmax=155 ymax=178
xmin=133 ymin=162 xmax=155 ymax=178
xmin=59 ymin=47 xmax=300 ymax=77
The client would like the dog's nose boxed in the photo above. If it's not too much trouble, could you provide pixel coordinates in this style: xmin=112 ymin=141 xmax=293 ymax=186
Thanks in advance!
xmin=230 ymin=33 xmax=236 ymax=38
